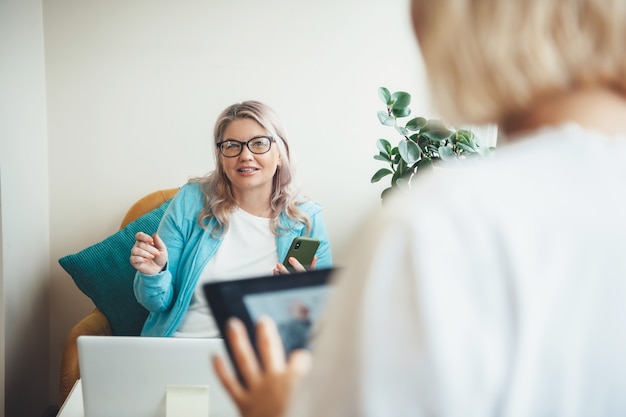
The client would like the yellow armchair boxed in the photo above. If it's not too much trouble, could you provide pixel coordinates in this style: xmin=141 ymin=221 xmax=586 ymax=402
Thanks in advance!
xmin=58 ymin=188 xmax=178 ymax=405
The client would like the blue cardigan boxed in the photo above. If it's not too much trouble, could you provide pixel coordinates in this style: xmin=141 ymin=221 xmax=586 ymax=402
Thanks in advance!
xmin=133 ymin=182 xmax=332 ymax=336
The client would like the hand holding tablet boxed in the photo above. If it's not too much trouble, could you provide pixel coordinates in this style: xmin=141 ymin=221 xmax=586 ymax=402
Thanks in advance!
xmin=203 ymin=268 xmax=335 ymax=381
xmin=212 ymin=317 xmax=312 ymax=417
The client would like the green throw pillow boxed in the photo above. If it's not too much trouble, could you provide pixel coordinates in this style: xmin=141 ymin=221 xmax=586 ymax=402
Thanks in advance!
xmin=59 ymin=199 xmax=172 ymax=336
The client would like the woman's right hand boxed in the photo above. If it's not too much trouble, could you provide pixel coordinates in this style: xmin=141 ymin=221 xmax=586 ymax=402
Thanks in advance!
xmin=130 ymin=231 xmax=168 ymax=275
xmin=273 ymin=255 xmax=318 ymax=275
xmin=213 ymin=317 xmax=312 ymax=417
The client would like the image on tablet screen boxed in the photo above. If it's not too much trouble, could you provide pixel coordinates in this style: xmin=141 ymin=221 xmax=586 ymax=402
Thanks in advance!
xmin=243 ymin=286 xmax=330 ymax=353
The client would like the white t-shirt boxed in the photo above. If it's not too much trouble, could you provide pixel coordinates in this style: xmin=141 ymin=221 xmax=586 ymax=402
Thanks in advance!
xmin=174 ymin=208 xmax=278 ymax=337
xmin=287 ymin=124 xmax=626 ymax=417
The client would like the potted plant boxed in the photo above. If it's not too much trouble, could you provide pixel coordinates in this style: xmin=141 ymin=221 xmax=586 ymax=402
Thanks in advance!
xmin=371 ymin=87 xmax=493 ymax=201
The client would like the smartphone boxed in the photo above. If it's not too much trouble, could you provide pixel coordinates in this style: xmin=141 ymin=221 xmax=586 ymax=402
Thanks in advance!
xmin=282 ymin=237 xmax=320 ymax=271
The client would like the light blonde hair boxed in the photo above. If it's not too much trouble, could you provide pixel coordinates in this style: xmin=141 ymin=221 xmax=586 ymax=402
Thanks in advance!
xmin=411 ymin=0 xmax=626 ymax=125
xmin=191 ymin=101 xmax=311 ymax=237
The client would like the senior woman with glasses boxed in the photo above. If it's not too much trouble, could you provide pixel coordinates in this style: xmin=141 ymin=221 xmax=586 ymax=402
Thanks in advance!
xmin=129 ymin=100 xmax=332 ymax=338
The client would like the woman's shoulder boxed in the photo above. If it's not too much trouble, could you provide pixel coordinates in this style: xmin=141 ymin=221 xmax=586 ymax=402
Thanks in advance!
xmin=295 ymin=197 xmax=323 ymax=215
xmin=167 ymin=181 xmax=205 ymax=212
xmin=176 ymin=181 xmax=205 ymax=199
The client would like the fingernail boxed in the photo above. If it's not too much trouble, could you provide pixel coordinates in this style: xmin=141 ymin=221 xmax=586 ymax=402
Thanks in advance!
xmin=227 ymin=318 xmax=239 ymax=330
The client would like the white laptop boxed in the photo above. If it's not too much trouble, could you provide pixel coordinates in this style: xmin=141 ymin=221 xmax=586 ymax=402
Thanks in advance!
xmin=77 ymin=335 xmax=239 ymax=417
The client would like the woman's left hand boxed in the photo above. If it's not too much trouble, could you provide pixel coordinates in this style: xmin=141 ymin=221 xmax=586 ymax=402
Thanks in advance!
xmin=274 ymin=256 xmax=318 ymax=275
xmin=212 ymin=317 xmax=312 ymax=417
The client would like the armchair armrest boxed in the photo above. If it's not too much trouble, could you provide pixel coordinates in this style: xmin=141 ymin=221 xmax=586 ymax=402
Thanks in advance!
xmin=59 ymin=308 xmax=112 ymax=405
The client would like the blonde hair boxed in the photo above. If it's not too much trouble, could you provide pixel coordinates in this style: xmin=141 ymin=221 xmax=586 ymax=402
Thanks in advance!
xmin=411 ymin=0 xmax=626 ymax=125
xmin=191 ymin=101 xmax=311 ymax=237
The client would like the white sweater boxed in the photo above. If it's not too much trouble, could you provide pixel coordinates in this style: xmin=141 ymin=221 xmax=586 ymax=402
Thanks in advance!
xmin=287 ymin=123 xmax=626 ymax=417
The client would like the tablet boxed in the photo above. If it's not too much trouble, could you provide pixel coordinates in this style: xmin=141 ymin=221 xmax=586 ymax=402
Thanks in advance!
xmin=203 ymin=268 xmax=335 ymax=375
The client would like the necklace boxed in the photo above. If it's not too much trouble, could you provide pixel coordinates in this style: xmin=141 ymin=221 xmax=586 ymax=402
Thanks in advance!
xmin=238 ymin=201 xmax=272 ymax=218
xmin=257 ymin=206 xmax=272 ymax=218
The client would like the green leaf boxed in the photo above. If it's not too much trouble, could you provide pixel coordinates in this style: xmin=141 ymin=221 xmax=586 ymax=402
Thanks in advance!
xmin=406 ymin=117 xmax=427 ymax=131
xmin=417 ymin=135 xmax=430 ymax=149
xmin=426 ymin=144 xmax=439 ymax=155
xmin=376 ymin=138 xmax=392 ymax=155
xmin=395 ymin=177 xmax=409 ymax=188
xmin=371 ymin=168 xmax=393 ymax=183
xmin=374 ymin=154 xmax=389 ymax=162
xmin=391 ymin=169 xmax=402 ymax=186
xmin=390 ymin=91 xmax=411 ymax=118
xmin=455 ymin=129 xmax=472 ymax=144
xmin=390 ymin=91 xmax=411 ymax=108
xmin=422 ymin=119 xmax=447 ymax=131
xmin=398 ymin=139 xmax=421 ymax=164
xmin=381 ymin=187 xmax=394 ymax=202
xmin=377 ymin=111 xmax=395 ymax=126
xmin=399 ymin=163 xmax=413 ymax=178
xmin=378 ymin=87 xmax=391 ymax=105
xmin=456 ymin=142 xmax=477 ymax=153
xmin=422 ymin=129 xmax=453 ymax=143
xmin=474 ymin=145 xmax=489 ymax=157
xmin=395 ymin=125 xmax=409 ymax=136
xmin=417 ymin=157 xmax=433 ymax=170
xmin=391 ymin=106 xmax=411 ymax=118
xmin=439 ymin=145 xmax=456 ymax=161
xmin=421 ymin=120 xmax=453 ymax=141
xmin=396 ymin=158 xmax=407 ymax=174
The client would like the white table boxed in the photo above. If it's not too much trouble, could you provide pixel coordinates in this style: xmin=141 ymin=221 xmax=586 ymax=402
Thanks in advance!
xmin=56 ymin=378 xmax=235 ymax=417
xmin=57 ymin=379 xmax=84 ymax=417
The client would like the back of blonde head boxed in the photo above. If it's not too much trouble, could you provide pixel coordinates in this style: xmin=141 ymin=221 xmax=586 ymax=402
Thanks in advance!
xmin=412 ymin=0 xmax=626 ymax=125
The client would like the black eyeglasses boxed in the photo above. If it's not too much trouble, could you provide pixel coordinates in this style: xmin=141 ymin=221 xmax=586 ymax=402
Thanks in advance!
xmin=216 ymin=136 xmax=275 ymax=158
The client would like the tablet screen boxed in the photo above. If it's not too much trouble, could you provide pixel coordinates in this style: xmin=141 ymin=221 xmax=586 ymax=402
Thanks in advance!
xmin=243 ymin=284 xmax=329 ymax=352
xmin=202 ymin=268 xmax=335 ymax=376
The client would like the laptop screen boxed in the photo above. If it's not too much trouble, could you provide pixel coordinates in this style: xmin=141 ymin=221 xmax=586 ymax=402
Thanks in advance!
xmin=77 ymin=336 xmax=239 ymax=417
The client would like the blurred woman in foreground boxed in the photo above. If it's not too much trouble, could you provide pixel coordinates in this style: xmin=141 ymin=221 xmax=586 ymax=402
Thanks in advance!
xmin=214 ymin=1 xmax=626 ymax=416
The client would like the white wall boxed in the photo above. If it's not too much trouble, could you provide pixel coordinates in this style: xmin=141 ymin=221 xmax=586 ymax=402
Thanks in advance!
xmin=44 ymin=0 xmax=428 ymax=405
xmin=0 ymin=166 xmax=4 ymax=415
xmin=0 ymin=0 xmax=51 ymax=415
